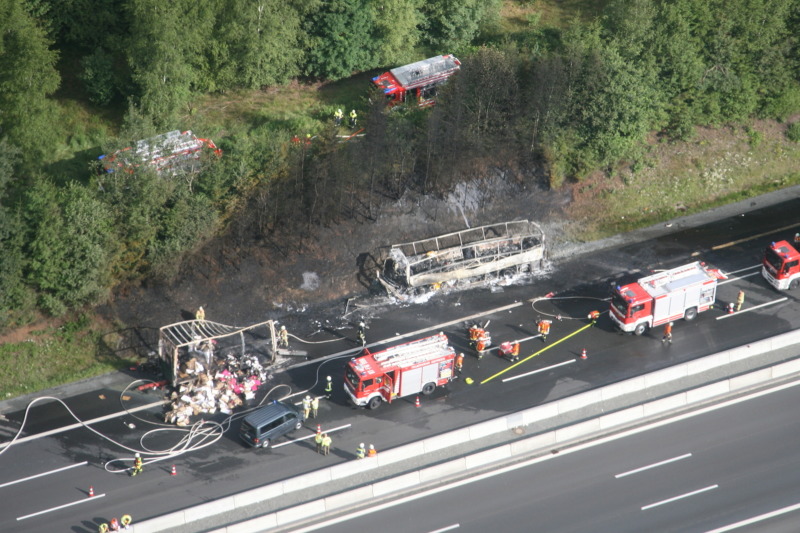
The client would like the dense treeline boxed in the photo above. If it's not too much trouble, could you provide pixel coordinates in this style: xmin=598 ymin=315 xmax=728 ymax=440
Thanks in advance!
xmin=0 ymin=0 xmax=799 ymax=328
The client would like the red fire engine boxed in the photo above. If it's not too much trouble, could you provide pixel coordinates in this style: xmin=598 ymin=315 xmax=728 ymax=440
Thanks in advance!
xmin=99 ymin=130 xmax=221 ymax=176
xmin=344 ymin=333 xmax=456 ymax=409
xmin=762 ymin=238 xmax=800 ymax=290
xmin=372 ymin=54 xmax=461 ymax=107
xmin=609 ymin=262 xmax=725 ymax=335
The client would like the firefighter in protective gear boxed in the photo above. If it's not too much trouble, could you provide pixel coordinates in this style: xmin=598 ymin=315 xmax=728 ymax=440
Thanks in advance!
xmin=315 ymin=430 xmax=324 ymax=453
xmin=735 ymin=290 xmax=745 ymax=312
xmin=537 ymin=319 xmax=551 ymax=342
xmin=99 ymin=523 xmax=109 ymax=533
xmin=468 ymin=324 xmax=482 ymax=342
xmin=662 ymin=322 xmax=673 ymax=344
xmin=279 ymin=325 xmax=289 ymax=348
xmin=367 ymin=444 xmax=377 ymax=457
xmin=357 ymin=321 xmax=366 ymax=346
xmin=311 ymin=396 xmax=319 ymax=418
xmin=510 ymin=342 xmax=520 ymax=362
xmin=121 ymin=514 xmax=132 ymax=529
xmin=325 ymin=375 xmax=333 ymax=397
xmin=131 ymin=453 xmax=143 ymax=476
xmin=334 ymin=108 xmax=344 ymax=126
xmin=349 ymin=109 xmax=358 ymax=128
xmin=356 ymin=443 xmax=366 ymax=459
xmin=302 ymin=396 xmax=312 ymax=419
xmin=475 ymin=332 xmax=489 ymax=358
xmin=321 ymin=433 xmax=332 ymax=455
xmin=109 ymin=517 xmax=120 ymax=531
xmin=195 ymin=306 xmax=205 ymax=321
xmin=588 ymin=310 xmax=600 ymax=324
xmin=455 ymin=352 xmax=464 ymax=373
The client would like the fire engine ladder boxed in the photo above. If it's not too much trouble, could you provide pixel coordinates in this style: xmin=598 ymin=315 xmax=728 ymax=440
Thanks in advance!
xmin=645 ymin=263 xmax=703 ymax=289
xmin=373 ymin=336 xmax=449 ymax=368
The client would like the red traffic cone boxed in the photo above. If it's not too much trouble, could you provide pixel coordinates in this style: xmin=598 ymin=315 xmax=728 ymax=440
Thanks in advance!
xmin=545 ymin=292 xmax=554 ymax=298
xmin=171 ymin=464 xmax=177 ymax=476
xmin=316 ymin=424 xmax=321 ymax=435
xmin=88 ymin=486 xmax=95 ymax=497
xmin=580 ymin=348 xmax=587 ymax=360
xmin=415 ymin=396 xmax=421 ymax=408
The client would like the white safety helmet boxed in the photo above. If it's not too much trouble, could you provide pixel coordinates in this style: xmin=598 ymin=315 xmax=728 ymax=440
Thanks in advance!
xmin=360 ymin=443 xmax=364 ymax=447
xmin=669 ymin=322 xmax=674 ymax=326
xmin=135 ymin=452 xmax=140 ymax=458
xmin=281 ymin=325 xmax=286 ymax=330
xmin=305 ymin=395 xmax=311 ymax=400
xmin=369 ymin=444 xmax=374 ymax=450
xmin=359 ymin=321 xmax=365 ymax=327
xmin=326 ymin=375 xmax=331 ymax=381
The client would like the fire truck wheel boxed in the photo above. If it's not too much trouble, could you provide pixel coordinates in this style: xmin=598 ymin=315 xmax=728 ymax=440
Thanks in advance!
xmin=684 ymin=307 xmax=698 ymax=321
xmin=421 ymin=382 xmax=436 ymax=395
xmin=367 ymin=396 xmax=382 ymax=410
xmin=790 ymin=279 xmax=799 ymax=290
xmin=634 ymin=323 xmax=647 ymax=336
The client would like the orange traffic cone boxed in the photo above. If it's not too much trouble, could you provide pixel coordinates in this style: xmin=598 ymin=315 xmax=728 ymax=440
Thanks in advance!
xmin=580 ymin=348 xmax=587 ymax=360
xmin=88 ymin=486 xmax=95 ymax=497
xmin=415 ymin=396 xmax=421 ymax=408
xmin=171 ymin=465 xmax=177 ymax=476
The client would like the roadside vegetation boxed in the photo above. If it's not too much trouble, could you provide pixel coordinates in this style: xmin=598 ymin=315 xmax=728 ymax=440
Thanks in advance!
xmin=1 ymin=0 xmax=799 ymax=397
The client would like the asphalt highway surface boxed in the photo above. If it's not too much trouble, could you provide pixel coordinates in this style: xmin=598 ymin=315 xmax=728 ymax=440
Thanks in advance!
xmin=310 ymin=380 xmax=800 ymax=533
xmin=1 ymin=196 xmax=799 ymax=532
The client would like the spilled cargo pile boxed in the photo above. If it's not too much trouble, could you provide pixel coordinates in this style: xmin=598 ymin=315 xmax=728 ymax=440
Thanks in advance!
xmin=164 ymin=353 xmax=268 ymax=426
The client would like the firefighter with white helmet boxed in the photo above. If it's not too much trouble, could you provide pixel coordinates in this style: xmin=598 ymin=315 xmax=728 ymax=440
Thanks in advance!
xmin=279 ymin=325 xmax=289 ymax=348
xmin=334 ymin=108 xmax=344 ymax=126
xmin=356 ymin=443 xmax=366 ymax=459
xmin=131 ymin=453 xmax=143 ymax=476
xmin=357 ymin=321 xmax=366 ymax=346
xmin=302 ymin=395 xmax=312 ymax=419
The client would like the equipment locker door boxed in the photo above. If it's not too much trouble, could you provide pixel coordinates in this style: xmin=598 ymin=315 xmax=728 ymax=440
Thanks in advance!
xmin=421 ymin=362 xmax=439 ymax=385
xmin=400 ymin=367 xmax=422 ymax=397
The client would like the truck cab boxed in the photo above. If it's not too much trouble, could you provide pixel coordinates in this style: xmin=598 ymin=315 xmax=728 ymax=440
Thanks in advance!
xmin=762 ymin=240 xmax=800 ymax=290
xmin=610 ymin=283 xmax=653 ymax=335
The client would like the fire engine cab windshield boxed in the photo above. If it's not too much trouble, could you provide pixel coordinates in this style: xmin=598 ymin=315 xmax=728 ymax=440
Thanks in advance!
xmin=610 ymin=292 xmax=632 ymax=317
xmin=764 ymin=246 xmax=786 ymax=272
xmin=344 ymin=367 xmax=360 ymax=389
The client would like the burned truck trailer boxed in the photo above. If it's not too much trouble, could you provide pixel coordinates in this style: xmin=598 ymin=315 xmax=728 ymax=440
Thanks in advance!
xmin=377 ymin=220 xmax=546 ymax=297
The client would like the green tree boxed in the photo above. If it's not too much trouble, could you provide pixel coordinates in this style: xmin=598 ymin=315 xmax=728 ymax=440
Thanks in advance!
xmin=372 ymin=0 xmax=423 ymax=66
xmin=25 ymin=179 xmax=115 ymax=314
xmin=303 ymin=0 xmax=380 ymax=80
xmin=213 ymin=0 xmax=304 ymax=90
xmin=420 ymin=0 xmax=502 ymax=50
xmin=0 ymin=2 xmax=60 ymax=163
xmin=126 ymin=0 xmax=214 ymax=124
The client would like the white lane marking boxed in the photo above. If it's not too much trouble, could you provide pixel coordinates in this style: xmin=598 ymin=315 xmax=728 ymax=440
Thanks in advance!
xmin=725 ymin=265 xmax=762 ymax=275
xmin=614 ymin=453 xmax=692 ymax=479
xmin=271 ymin=424 xmax=352 ymax=449
xmin=17 ymin=493 xmax=106 ymax=520
xmin=428 ymin=525 xmax=460 ymax=533
xmin=718 ymin=272 xmax=760 ymax=284
xmin=502 ymin=360 xmax=575 ymax=382
xmin=289 ymin=378 xmax=800 ymax=533
xmin=0 ymin=400 xmax=166 ymax=450
xmin=0 ymin=461 xmax=88 ymax=489
xmin=641 ymin=484 xmax=718 ymax=511
xmin=705 ymin=500 xmax=800 ymax=532
xmin=716 ymin=298 xmax=787 ymax=320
